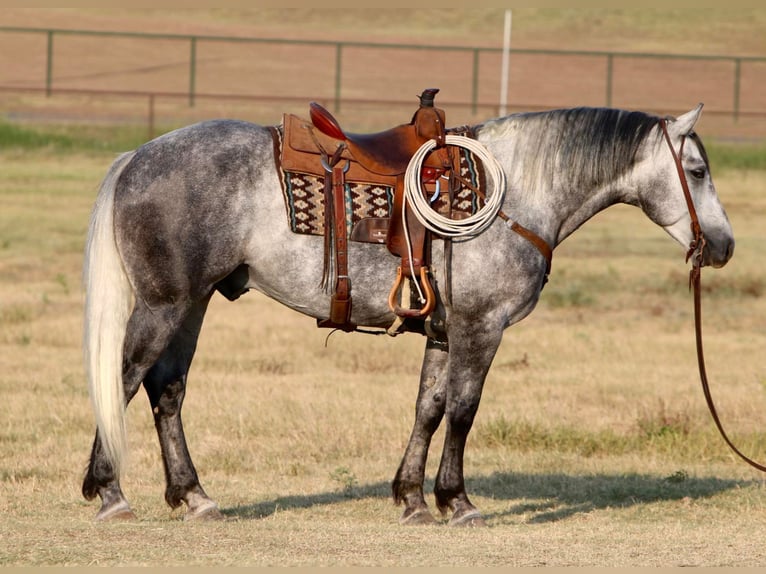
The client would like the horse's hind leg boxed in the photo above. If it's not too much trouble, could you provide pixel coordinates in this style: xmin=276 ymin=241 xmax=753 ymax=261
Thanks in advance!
xmin=392 ymin=338 xmax=448 ymax=525
xmin=82 ymin=299 xmax=190 ymax=521
xmin=142 ymin=295 xmax=223 ymax=521
xmin=82 ymin=436 xmax=135 ymax=521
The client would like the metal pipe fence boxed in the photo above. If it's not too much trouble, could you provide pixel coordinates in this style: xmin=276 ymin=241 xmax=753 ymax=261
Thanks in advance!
xmin=1 ymin=26 xmax=764 ymax=131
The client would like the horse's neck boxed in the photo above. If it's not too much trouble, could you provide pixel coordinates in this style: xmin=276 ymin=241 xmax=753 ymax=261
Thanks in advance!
xmin=549 ymin=179 xmax=633 ymax=246
xmin=489 ymin=132 xmax=639 ymax=249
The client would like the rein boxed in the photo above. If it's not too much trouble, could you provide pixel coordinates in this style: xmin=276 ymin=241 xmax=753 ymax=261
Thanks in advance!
xmin=660 ymin=119 xmax=766 ymax=473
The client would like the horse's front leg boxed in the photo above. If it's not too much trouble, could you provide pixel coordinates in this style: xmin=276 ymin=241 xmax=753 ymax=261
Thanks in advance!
xmin=434 ymin=317 xmax=503 ymax=527
xmin=392 ymin=337 xmax=449 ymax=525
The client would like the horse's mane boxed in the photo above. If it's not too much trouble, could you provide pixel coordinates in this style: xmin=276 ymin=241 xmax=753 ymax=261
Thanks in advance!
xmin=476 ymin=107 xmax=665 ymax=194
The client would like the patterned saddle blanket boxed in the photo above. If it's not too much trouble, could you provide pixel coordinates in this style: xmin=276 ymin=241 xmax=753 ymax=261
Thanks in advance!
xmin=270 ymin=123 xmax=487 ymax=242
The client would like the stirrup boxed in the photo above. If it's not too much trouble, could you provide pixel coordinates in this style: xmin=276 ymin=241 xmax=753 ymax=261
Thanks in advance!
xmin=387 ymin=265 xmax=435 ymax=318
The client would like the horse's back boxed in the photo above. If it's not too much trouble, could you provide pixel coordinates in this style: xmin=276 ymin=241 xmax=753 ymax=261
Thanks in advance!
xmin=121 ymin=119 xmax=272 ymax=187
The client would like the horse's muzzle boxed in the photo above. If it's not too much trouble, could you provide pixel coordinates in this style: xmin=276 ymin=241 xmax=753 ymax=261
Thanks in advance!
xmin=702 ymin=235 xmax=735 ymax=268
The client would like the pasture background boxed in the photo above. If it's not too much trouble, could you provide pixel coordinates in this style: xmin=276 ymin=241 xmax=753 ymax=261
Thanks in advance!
xmin=2 ymin=8 xmax=766 ymax=567
xmin=2 ymin=8 xmax=766 ymax=140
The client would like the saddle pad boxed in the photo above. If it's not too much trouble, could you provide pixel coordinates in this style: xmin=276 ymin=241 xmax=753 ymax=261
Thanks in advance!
xmin=270 ymin=124 xmax=486 ymax=239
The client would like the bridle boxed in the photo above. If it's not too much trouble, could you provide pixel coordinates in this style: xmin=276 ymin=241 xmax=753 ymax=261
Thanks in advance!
xmin=660 ymin=118 xmax=766 ymax=473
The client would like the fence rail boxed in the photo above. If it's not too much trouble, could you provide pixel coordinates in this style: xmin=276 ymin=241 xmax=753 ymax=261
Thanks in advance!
xmin=1 ymin=26 xmax=764 ymax=130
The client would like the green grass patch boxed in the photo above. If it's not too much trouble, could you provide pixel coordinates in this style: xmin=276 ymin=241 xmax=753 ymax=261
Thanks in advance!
xmin=541 ymin=283 xmax=597 ymax=308
xmin=707 ymin=141 xmax=766 ymax=172
xmin=474 ymin=413 xmax=766 ymax=463
xmin=644 ymin=269 xmax=766 ymax=299
xmin=0 ymin=121 xmax=152 ymax=153
xmin=0 ymin=122 xmax=77 ymax=150
xmin=1 ymin=121 xmax=765 ymax=170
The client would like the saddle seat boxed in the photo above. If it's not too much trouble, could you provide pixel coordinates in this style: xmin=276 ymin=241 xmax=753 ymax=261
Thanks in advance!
xmin=309 ymin=93 xmax=447 ymax=176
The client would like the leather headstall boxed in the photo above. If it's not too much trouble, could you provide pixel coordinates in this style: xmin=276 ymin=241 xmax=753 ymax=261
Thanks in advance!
xmin=660 ymin=118 xmax=766 ymax=473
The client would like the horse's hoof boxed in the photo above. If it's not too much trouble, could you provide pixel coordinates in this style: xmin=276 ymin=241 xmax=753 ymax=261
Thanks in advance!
xmin=184 ymin=501 xmax=224 ymax=521
xmin=448 ymin=510 xmax=486 ymax=528
xmin=95 ymin=501 xmax=137 ymax=522
xmin=399 ymin=507 xmax=437 ymax=526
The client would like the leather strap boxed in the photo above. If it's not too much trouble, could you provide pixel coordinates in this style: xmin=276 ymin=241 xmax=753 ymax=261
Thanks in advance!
xmin=453 ymin=173 xmax=553 ymax=280
xmin=690 ymin=265 xmax=766 ymax=472
xmin=660 ymin=120 xmax=703 ymax=263
xmin=505 ymin=217 xmax=552 ymax=280
xmin=331 ymin=164 xmax=351 ymax=315
xmin=317 ymin=152 xmax=355 ymax=331
xmin=660 ymin=119 xmax=766 ymax=473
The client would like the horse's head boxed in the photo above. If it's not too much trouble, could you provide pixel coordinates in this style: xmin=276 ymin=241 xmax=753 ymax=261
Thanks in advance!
xmin=638 ymin=105 xmax=734 ymax=268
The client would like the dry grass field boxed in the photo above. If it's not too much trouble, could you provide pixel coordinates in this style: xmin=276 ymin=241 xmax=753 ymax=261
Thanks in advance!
xmin=2 ymin=123 xmax=766 ymax=569
xmin=1 ymin=8 xmax=766 ymax=568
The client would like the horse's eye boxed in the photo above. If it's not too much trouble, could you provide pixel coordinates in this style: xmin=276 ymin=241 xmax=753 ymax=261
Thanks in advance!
xmin=690 ymin=167 xmax=706 ymax=180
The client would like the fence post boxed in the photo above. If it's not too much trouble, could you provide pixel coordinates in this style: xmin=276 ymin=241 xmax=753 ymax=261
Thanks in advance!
xmin=189 ymin=36 xmax=197 ymax=107
xmin=148 ymin=94 xmax=155 ymax=141
xmin=472 ymin=48 xmax=480 ymax=115
xmin=334 ymin=43 xmax=343 ymax=113
xmin=45 ymin=30 xmax=54 ymax=97
xmin=733 ymin=58 xmax=741 ymax=123
xmin=605 ymin=53 xmax=613 ymax=108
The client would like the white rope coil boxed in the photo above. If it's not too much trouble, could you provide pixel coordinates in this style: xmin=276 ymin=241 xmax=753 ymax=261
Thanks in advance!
xmin=403 ymin=134 xmax=506 ymax=238
xmin=401 ymin=134 xmax=506 ymax=305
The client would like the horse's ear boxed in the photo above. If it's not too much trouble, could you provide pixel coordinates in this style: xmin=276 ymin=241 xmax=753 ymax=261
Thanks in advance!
xmin=669 ymin=103 xmax=704 ymax=137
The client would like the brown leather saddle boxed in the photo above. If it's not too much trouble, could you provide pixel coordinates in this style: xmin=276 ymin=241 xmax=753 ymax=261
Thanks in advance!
xmin=279 ymin=88 xmax=462 ymax=332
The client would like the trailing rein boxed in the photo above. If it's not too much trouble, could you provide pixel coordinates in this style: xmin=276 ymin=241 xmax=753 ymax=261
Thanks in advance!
xmin=660 ymin=119 xmax=766 ymax=473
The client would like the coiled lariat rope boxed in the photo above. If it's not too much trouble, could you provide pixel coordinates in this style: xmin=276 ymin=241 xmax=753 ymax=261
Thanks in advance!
xmin=402 ymin=135 xmax=507 ymax=303
xmin=405 ymin=135 xmax=506 ymax=237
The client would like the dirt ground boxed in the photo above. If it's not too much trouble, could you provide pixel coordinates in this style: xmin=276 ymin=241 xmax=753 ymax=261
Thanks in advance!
xmin=0 ymin=8 xmax=764 ymax=140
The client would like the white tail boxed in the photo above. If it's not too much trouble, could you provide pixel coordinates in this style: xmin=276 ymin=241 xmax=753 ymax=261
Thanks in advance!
xmin=82 ymin=151 xmax=137 ymax=476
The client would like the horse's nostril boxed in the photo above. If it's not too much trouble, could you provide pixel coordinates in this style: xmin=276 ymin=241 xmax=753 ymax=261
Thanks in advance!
xmin=710 ymin=238 xmax=735 ymax=268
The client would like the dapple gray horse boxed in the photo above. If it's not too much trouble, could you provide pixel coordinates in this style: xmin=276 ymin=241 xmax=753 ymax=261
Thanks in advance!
xmin=82 ymin=104 xmax=734 ymax=525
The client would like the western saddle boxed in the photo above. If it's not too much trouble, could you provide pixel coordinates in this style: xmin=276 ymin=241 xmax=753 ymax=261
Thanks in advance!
xmin=279 ymin=88 xmax=465 ymax=333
